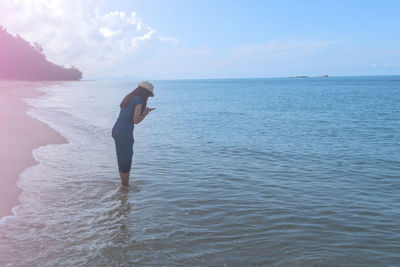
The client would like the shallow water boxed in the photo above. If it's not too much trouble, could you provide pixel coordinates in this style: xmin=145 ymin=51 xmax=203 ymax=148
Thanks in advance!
xmin=0 ymin=76 xmax=400 ymax=265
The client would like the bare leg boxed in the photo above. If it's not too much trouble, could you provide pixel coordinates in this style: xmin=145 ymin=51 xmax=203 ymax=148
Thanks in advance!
xmin=119 ymin=172 xmax=130 ymax=187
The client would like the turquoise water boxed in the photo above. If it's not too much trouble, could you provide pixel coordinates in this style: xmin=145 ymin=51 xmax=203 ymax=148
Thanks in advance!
xmin=0 ymin=76 xmax=399 ymax=265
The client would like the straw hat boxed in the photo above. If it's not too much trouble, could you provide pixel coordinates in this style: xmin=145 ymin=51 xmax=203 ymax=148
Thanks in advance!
xmin=138 ymin=81 xmax=154 ymax=96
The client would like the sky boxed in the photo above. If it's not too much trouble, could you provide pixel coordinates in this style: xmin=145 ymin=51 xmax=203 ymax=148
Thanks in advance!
xmin=0 ymin=0 xmax=399 ymax=79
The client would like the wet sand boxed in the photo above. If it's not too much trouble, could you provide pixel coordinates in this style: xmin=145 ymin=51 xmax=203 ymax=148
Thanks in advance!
xmin=0 ymin=81 xmax=67 ymax=219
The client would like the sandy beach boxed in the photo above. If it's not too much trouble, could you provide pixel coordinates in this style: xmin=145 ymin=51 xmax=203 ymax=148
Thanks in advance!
xmin=0 ymin=81 xmax=67 ymax=219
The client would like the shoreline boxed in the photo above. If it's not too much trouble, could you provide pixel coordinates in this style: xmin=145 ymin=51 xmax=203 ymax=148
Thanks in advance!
xmin=0 ymin=81 xmax=68 ymax=219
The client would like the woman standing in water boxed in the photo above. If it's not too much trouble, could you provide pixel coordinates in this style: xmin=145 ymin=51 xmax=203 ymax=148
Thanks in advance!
xmin=112 ymin=81 xmax=155 ymax=186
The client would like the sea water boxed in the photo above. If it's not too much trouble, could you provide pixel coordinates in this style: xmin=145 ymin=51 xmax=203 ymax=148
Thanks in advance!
xmin=0 ymin=76 xmax=399 ymax=265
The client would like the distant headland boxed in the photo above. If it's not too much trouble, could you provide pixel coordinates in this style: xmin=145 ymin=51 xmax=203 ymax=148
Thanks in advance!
xmin=289 ymin=75 xmax=329 ymax=78
xmin=0 ymin=26 xmax=82 ymax=81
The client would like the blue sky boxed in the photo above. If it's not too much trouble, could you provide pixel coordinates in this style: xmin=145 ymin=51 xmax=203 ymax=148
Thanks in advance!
xmin=106 ymin=0 xmax=399 ymax=48
xmin=110 ymin=0 xmax=400 ymax=78
xmin=1 ymin=0 xmax=399 ymax=79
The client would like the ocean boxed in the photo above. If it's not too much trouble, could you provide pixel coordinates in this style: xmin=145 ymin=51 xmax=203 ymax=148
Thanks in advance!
xmin=0 ymin=76 xmax=399 ymax=265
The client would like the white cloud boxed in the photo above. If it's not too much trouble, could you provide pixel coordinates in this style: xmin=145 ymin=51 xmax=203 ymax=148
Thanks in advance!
xmin=130 ymin=29 xmax=157 ymax=49
xmin=159 ymin=36 xmax=179 ymax=45
xmin=0 ymin=0 xmax=180 ymax=77
xmin=99 ymin=27 xmax=121 ymax=38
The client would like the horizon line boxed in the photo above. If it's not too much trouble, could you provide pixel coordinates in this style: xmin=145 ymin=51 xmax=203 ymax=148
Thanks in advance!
xmin=81 ymin=74 xmax=400 ymax=82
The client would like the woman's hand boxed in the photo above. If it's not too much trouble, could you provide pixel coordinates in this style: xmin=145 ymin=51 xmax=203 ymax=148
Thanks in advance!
xmin=145 ymin=107 xmax=156 ymax=114
xmin=133 ymin=105 xmax=155 ymax=124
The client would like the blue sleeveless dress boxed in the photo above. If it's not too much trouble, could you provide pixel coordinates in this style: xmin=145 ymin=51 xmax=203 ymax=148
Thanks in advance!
xmin=112 ymin=96 xmax=143 ymax=173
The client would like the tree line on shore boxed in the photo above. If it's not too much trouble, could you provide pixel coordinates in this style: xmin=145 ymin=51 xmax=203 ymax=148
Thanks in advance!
xmin=0 ymin=26 xmax=82 ymax=81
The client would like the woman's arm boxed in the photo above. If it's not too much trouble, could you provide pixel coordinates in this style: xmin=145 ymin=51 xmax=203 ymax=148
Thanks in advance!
xmin=133 ymin=104 xmax=155 ymax=124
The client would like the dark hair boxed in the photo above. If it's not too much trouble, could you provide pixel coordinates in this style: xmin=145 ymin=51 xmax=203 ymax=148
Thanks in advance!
xmin=120 ymin=86 xmax=152 ymax=113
